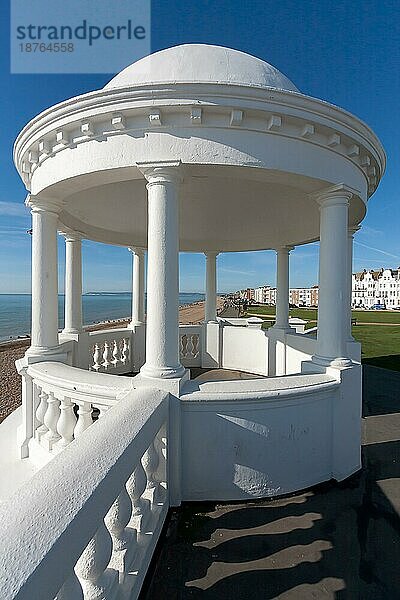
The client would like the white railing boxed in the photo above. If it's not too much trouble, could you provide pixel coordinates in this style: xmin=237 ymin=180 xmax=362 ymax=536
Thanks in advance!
xmin=179 ymin=325 xmax=202 ymax=367
xmin=88 ymin=329 xmax=133 ymax=374
xmin=27 ymin=362 xmax=134 ymax=459
xmin=0 ymin=386 xmax=169 ymax=600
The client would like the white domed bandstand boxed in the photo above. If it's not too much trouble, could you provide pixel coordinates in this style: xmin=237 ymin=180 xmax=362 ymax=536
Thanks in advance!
xmin=1 ymin=44 xmax=385 ymax=599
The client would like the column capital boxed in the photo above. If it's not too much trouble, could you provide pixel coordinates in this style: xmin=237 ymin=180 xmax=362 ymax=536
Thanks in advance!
xmin=128 ymin=246 xmax=145 ymax=257
xmin=348 ymin=225 xmax=361 ymax=237
xmin=59 ymin=228 xmax=83 ymax=242
xmin=136 ymin=161 xmax=183 ymax=185
xmin=26 ymin=194 xmax=63 ymax=215
xmin=204 ymin=251 xmax=220 ymax=259
xmin=310 ymin=184 xmax=359 ymax=207
xmin=275 ymin=245 xmax=294 ymax=254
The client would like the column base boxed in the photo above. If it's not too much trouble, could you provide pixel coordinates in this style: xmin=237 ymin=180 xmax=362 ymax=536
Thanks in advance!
xmin=312 ymin=354 xmax=352 ymax=368
xmin=134 ymin=368 xmax=190 ymax=396
xmin=270 ymin=324 xmax=295 ymax=333
xmin=61 ymin=328 xmax=83 ymax=336
xmin=140 ymin=362 xmax=186 ymax=380
xmin=24 ymin=344 xmax=66 ymax=360
xmin=128 ymin=320 xmax=144 ymax=329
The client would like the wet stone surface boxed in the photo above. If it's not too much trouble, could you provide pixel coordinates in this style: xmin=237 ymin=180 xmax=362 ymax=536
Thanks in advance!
xmin=141 ymin=366 xmax=400 ymax=599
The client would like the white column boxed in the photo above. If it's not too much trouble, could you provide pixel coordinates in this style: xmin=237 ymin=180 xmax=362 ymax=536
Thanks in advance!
xmin=27 ymin=197 xmax=61 ymax=355
xmin=128 ymin=247 xmax=145 ymax=327
xmin=139 ymin=163 xmax=185 ymax=379
xmin=273 ymin=246 xmax=293 ymax=331
xmin=345 ymin=226 xmax=359 ymax=342
xmin=313 ymin=186 xmax=353 ymax=367
xmin=205 ymin=251 xmax=218 ymax=323
xmin=62 ymin=232 xmax=83 ymax=334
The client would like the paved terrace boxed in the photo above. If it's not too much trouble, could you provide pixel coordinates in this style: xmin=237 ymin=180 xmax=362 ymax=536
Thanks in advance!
xmin=141 ymin=365 xmax=400 ymax=599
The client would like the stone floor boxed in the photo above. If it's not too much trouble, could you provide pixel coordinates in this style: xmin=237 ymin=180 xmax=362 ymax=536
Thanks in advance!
xmin=141 ymin=365 xmax=400 ymax=599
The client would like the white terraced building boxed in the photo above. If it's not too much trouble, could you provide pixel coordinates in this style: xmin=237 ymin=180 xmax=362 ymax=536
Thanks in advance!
xmin=251 ymin=285 xmax=319 ymax=307
xmin=253 ymin=285 xmax=277 ymax=305
xmin=352 ymin=268 xmax=400 ymax=309
xmin=0 ymin=44 xmax=385 ymax=599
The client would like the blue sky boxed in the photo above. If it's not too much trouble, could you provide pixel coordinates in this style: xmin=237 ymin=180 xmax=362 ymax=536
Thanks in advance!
xmin=0 ymin=0 xmax=399 ymax=294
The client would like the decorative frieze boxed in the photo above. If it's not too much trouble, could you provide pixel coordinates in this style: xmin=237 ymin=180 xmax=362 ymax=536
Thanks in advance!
xmin=300 ymin=123 xmax=315 ymax=138
xmin=327 ymin=133 xmax=341 ymax=147
xmin=149 ymin=109 xmax=162 ymax=126
xmin=80 ymin=121 xmax=94 ymax=137
xmin=267 ymin=114 xmax=282 ymax=131
xmin=28 ymin=150 xmax=39 ymax=164
xmin=17 ymin=102 xmax=380 ymax=197
xmin=111 ymin=114 xmax=126 ymax=130
xmin=55 ymin=130 xmax=69 ymax=146
xmin=21 ymin=161 xmax=31 ymax=174
xmin=360 ymin=155 xmax=371 ymax=167
xmin=347 ymin=144 xmax=360 ymax=157
xmin=230 ymin=109 xmax=243 ymax=126
xmin=190 ymin=107 xmax=202 ymax=125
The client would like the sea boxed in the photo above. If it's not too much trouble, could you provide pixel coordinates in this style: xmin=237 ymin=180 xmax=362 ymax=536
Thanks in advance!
xmin=0 ymin=293 xmax=205 ymax=342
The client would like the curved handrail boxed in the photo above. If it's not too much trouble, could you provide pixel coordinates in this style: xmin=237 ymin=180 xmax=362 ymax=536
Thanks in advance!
xmin=0 ymin=387 xmax=169 ymax=600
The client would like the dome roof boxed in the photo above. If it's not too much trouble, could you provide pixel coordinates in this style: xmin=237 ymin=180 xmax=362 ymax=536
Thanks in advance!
xmin=104 ymin=44 xmax=299 ymax=92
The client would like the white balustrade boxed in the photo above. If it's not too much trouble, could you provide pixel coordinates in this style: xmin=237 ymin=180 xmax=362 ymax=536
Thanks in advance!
xmin=42 ymin=392 xmax=61 ymax=449
xmin=92 ymin=344 xmax=101 ymax=371
xmin=0 ymin=387 xmax=169 ymax=600
xmin=88 ymin=329 xmax=133 ymax=374
xmin=179 ymin=325 xmax=202 ymax=367
xmin=104 ymin=485 xmax=137 ymax=572
xmin=26 ymin=362 xmax=134 ymax=460
xmin=56 ymin=397 xmax=77 ymax=448
xmin=102 ymin=341 xmax=112 ymax=370
xmin=35 ymin=387 xmax=49 ymax=439
xmin=74 ymin=401 xmax=94 ymax=438
xmin=126 ymin=462 xmax=151 ymax=533
xmin=74 ymin=521 xmax=117 ymax=599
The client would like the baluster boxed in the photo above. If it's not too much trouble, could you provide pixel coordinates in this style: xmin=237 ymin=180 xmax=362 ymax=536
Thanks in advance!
xmin=56 ymin=397 xmax=77 ymax=448
xmin=92 ymin=344 xmax=101 ymax=371
xmin=104 ymin=486 xmax=136 ymax=572
xmin=75 ymin=521 xmax=117 ymax=600
xmin=126 ymin=461 xmax=150 ymax=532
xmin=120 ymin=338 xmax=129 ymax=365
xmin=187 ymin=334 xmax=195 ymax=358
xmin=55 ymin=571 xmax=83 ymax=600
xmin=35 ymin=388 xmax=49 ymax=439
xmin=142 ymin=440 xmax=162 ymax=506
xmin=192 ymin=334 xmax=199 ymax=358
xmin=42 ymin=392 xmax=61 ymax=449
xmin=74 ymin=402 xmax=93 ymax=438
xmin=111 ymin=340 xmax=119 ymax=368
xmin=180 ymin=334 xmax=188 ymax=358
xmin=102 ymin=341 xmax=111 ymax=371
xmin=105 ymin=488 xmax=132 ymax=552
xmin=96 ymin=404 xmax=110 ymax=419
xmin=155 ymin=427 xmax=167 ymax=498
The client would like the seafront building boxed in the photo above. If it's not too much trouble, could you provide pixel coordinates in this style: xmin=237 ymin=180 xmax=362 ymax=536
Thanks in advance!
xmin=240 ymin=285 xmax=319 ymax=307
xmin=242 ymin=266 xmax=400 ymax=311
xmin=352 ymin=267 xmax=400 ymax=309
xmin=0 ymin=44 xmax=385 ymax=599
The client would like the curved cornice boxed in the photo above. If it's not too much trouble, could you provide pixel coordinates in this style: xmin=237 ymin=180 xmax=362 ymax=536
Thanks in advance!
xmin=14 ymin=82 xmax=386 ymax=197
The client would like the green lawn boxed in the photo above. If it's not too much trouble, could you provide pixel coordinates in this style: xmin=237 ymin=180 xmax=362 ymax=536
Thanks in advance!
xmin=247 ymin=305 xmax=400 ymax=324
xmin=245 ymin=306 xmax=400 ymax=371
xmin=352 ymin=325 xmax=400 ymax=371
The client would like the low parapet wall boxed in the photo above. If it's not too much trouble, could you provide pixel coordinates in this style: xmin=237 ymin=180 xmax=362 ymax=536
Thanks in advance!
xmin=180 ymin=373 xmax=346 ymax=500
